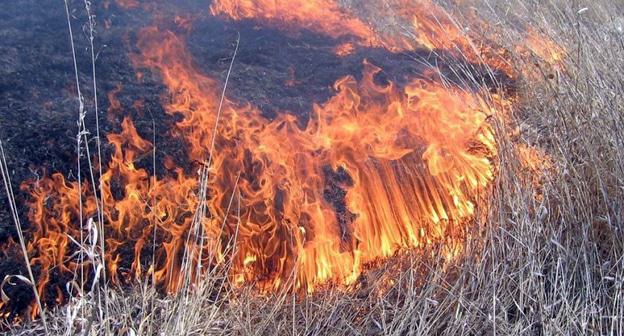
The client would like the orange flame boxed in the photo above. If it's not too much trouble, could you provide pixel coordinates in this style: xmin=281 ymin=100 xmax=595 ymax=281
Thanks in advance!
xmin=106 ymin=83 xmax=123 ymax=121
xmin=334 ymin=42 xmax=355 ymax=57
xmin=210 ymin=0 xmax=388 ymax=47
xmin=516 ymin=28 xmax=567 ymax=79
xmin=115 ymin=0 xmax=139 ymax=9
xmin=10 ymin=0 xmax=564 ymax=316
xmin=209 ymin=0 xmax=519 ymax=75
xmin=522 ymin=28 xmax=566 ymax=66
xmin=19 ymin=22 xmax=500 ymax=299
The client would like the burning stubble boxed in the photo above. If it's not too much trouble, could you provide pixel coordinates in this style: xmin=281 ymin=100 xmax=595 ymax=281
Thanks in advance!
xmin=4 ymin=0 xmax=564 ymax=318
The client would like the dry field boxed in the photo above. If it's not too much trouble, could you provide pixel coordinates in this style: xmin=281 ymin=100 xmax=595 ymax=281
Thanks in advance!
xmin=2 ymin=0 xmax=623 ymax=335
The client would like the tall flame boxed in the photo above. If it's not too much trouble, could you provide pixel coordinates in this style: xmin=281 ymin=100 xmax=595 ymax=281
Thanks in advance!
xmin=18 ymin=25 xmax=498 ymax=299
xmin=6 ymin=0 xmax=565 ymax=316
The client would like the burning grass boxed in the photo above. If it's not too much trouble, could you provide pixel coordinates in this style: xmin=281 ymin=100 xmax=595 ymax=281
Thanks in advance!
xmin=1 ymin=0 xmax=623 ymax=334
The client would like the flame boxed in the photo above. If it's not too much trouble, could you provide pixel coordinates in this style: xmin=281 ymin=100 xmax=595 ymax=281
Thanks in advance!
xmin=18 ymin=22 xmax=499 ymax=300
xmin=106 ymin=83 xmax=123 ymax=121
xmin=8 ymin=0 xmax=564 ymax=316
xmin=334 ymin=42 xmax=355 ymax=57
xmin=516 ymin=28 xmax=567 ymax=79
xmin=21 ymin=117 xmax=200 ymax=295
xmin=516 ymin=144 xmax=554 ymax=202
xmin=115 ymin=0 xmax=139 ymax=9
xmin=209 ymin=0 xmax=389 ymax=48
xmin=522 ymin=28 xmax=566 ymax=66
xmin=210 ymin=0 xmax=518 ymax=75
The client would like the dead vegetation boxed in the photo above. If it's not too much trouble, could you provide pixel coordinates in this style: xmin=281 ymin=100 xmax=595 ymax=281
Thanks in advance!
xmin=2 ymin=0 xmax=623 ymax=335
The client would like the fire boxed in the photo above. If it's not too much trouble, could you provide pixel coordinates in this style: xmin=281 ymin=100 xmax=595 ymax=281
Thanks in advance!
xmin=209 ymin=0 xmax=388 ymax=48
xmin=20 ymin=117 xmax=200 ymax=295
xmin=523 ymin=28 xmax=566 ymax=66
xmin=18 ymin=24 xmax=498 ymax=300
xmin=115 ymin=0 xmax=139 ymax=9
xmin=334 ymin=42 xmax=355 ymax=57
xmin=210 ymin=0 xmax=516 ymax=75
xmin=517 ymin=27 xmax=567 ymax=79
xmin=106 ymin=83 xmax=123 ymax=121
xmin=5 ymin=0 xmax=565 ymax=317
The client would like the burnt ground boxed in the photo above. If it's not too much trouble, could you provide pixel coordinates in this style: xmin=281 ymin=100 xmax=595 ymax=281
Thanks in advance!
xmin=0 ymin=0 xmax=512 ymax=318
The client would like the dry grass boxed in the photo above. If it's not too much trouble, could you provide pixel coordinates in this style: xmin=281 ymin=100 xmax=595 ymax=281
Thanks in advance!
xmin=5 ymin=0 xmax=624 ymax=334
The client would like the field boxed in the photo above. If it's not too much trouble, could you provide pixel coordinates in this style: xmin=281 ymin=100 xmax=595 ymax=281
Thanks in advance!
xmin=1 ymin=0 xmax=623 ymax=335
